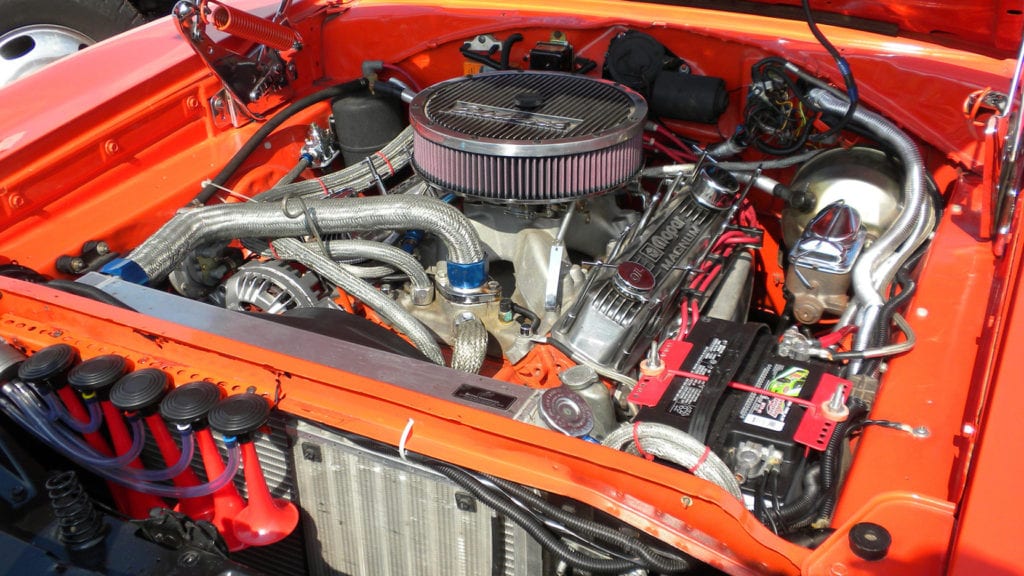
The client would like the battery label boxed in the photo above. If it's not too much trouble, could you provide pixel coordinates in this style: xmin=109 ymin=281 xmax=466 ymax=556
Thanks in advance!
xmin=666 ymin=337 xmax=729 ymax=418
xmin=739 ymin=365 xmax=808 ymax=432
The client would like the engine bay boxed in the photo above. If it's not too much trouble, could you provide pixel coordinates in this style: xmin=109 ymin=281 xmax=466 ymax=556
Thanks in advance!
xmin=0 ymin=0 xmax=1013 ymax=574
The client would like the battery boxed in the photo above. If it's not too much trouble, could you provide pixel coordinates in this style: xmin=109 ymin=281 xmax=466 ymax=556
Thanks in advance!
xmin=634 ymin=317 xmax=836 ymax=494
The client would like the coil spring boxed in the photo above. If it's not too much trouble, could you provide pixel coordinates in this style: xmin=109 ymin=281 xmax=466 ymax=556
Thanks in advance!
xmin=207 ymin=1 xmax=301 ymax=52
xmin=46 ymin=471 xmax=105 ymax=551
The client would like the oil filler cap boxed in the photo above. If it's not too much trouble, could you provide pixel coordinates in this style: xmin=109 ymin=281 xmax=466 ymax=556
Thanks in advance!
xmin=110 ymin=368 xmax=170 ymax=413
xmin=208 ymin=393 xmax=270 ymax=439
xmin=68 ymin=355 xmax=129 ymax=394
xmin=18 ymin=344 xmax=79 ymax=392
xmin=848 ymin=522 xmax=891 ymax=561
xmin=160 ymin=381 xmax=222 ymax=428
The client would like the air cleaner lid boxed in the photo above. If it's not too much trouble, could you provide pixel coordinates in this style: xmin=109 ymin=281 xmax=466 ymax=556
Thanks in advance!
xmin=410 ymin=70 xmax=647 ymax=157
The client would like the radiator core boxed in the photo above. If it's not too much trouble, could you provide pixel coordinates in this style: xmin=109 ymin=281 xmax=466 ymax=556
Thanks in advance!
xmin=290 ymin=420 xmax=543 ymax=576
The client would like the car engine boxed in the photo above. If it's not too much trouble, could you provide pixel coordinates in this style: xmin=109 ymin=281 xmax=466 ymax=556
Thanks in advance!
xmin=0 ymin=1 xmax=1008 ymax=573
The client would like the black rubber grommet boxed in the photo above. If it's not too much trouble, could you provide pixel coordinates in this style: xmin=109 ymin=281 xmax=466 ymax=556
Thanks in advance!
xmin=208 ymin=394 xmax=270 ymax=439
xmin=68 ymin=355 xmax=129 ymax=394
xmin=849 ymin=522 xmax=891 ymax=561
xmin=160 ymin=381 xmax=222 ymax=428
xmin=110 ymin=369 xmax=170 ymax=413
xmin=18 ymin=344 xmax=79 ymax=392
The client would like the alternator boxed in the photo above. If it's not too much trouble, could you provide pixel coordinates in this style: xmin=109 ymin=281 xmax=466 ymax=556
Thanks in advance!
xmin=220 ymin=260 xmax=334 ymax=313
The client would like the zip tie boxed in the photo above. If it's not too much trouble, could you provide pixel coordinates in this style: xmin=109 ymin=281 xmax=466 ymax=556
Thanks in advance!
xmin=375 ymin=150 xmax=396 ymax=177
xmin=632 ymin=422 xmax=654 ymax=461
xmin=315 ymin=176 xmax=330 ymax=197
xmin=399 ymin=417 xmax=415 ymax=462
xmin=200 ymin=179 xmax=255 ymax=202
xmin=690 ymin=444 xmax=712 ymax=474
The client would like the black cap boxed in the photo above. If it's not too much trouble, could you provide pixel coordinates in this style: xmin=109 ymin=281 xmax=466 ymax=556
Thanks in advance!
xmin=68 ymin=355 xmax=129 ymax=396
xmin=849 ymin=522 xmax=891 ymax=562
xmin=110 ymin=369 xmax=170 ymax=413
xmin=160 ymin=382 xmax=222 ymax=428
xmin=208 ymin=394 xmax=270 ymax=440
xmin=18 ymin=344 xmax=79 ymax=392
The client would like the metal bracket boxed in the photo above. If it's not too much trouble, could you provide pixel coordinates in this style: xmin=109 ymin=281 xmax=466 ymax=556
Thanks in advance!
xmin=993 ymin=37 xmax=1024 ymax=256
xmin=174 ymin=0 xmax=300 ymax=122
xmin=209 ymin=89 xmax=245 ymax=128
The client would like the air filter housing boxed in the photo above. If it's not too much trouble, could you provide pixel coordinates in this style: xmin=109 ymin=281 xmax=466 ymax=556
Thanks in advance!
xmin=411 ymin=71 xmax=647 ymax=204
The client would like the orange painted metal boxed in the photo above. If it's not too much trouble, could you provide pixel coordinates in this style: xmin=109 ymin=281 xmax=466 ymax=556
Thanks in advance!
xmin=830 ymin=177 xmax=997 ymax=526
xmin=0 ymin=0 xmax=1019 ymax=573
xmin=804 ymin=493 xmax=956 ymax=575
xmin=0 ymin=277 xmax=808 ymax=575
xmin=947 ymin=145 xmax=1024 ymax=575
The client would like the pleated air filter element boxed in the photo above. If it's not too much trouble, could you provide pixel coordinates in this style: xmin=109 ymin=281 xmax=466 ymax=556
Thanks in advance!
xmin=411 ymin=71 xmax=647 ymax=204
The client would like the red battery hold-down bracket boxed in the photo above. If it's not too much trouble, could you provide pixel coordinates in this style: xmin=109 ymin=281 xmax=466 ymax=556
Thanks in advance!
xmin=628 ymin=340 xmax=849 ymax=451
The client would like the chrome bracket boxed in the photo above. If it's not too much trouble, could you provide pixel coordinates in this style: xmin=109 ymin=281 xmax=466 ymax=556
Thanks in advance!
xmin=173 ymin=0 xmax=298 ymax=122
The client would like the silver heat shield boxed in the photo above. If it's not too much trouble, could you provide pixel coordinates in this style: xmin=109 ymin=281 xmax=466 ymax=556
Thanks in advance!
xmin=551 ymin=169 xmax=737 ymax=372
xmin=410 ymin=71 xmax=646 ymax=204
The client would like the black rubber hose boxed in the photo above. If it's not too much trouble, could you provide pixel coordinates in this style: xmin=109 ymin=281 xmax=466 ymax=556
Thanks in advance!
xmin=801 ymin=0 xmax=858 ymax=140
xmin=510 ymin=301 xmax=540 ymax=335
xmin=775 ymin=465 xmax=821 ymax=532
xmin=427 ymin=462 xmax=640 ymax=574
xmin=275 ymin=156 xmax=312 ymax=187
xmin=191 ymin=78 xmax=370 ymax=205
xmin=45 ymin=280 xmax=136 ymax=311
xmin=458 ymin=48 xmax=504 ymax=70
xmin=861 ymin=242 xmax=930 ymax=374
xmin=0 ymin=263 xmax=47 ymax=283
xmin=490 ymin=477 xmax=692 ymax=573
xmin=500 ymin=33 xmax=524 ymax=69
xmin=817 ymin=401 xmax=868 ymax=520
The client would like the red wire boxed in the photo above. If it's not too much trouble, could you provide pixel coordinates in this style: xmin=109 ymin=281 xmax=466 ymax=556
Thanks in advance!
xmin=650 ymin=122 xmax=698 ymax=160
xmin=818 ymin=325 xmax=857 ymax=348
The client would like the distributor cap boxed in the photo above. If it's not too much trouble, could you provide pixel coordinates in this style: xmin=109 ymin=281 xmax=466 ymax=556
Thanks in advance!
xmin=208 ymin=393 xmax=270 ymax=440
xmin=18 ymin=344 xmax=79 ymax=392
xmin=160 ymin=381 xmax=223 ymax=428
xmin=68 ymin=355 xmax=129 ymax=394
xmin=110 ymin=369 xmax=171 ymax=413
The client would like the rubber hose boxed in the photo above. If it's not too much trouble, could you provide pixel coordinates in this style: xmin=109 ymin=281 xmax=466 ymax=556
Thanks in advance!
xmin=776 ymin=465 xmax=821 ymax=532
xmin=46 ymin=280 xmax=136 ymax=311
xmin=193 ymin=79 xmax=369 ymax=205
xmin=127 ymin=194 xmax=483 ymax=283
xmin=275 ymin=157 xmax=312 ymax=187
xmin=603 ymin=422 xmax=743 ymax=499
xmin=42 ymin=394 xmax=104 ymax=434
xmin=271 ymin=238 xmax=445 ymax=365
xmin=818 ymin=401 xmax=868 ymax=521
xmin=254 ymin=126 xmax=415 ymax=201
